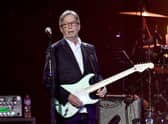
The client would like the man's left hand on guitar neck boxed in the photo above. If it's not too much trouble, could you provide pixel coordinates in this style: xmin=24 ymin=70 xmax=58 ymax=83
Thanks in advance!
xmin=96 ymin=87 xmax=107 ymax=97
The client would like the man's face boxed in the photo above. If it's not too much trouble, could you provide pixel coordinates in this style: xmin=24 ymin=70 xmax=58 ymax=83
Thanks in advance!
xmin=60 ymin=14 xmax=80 ymax=39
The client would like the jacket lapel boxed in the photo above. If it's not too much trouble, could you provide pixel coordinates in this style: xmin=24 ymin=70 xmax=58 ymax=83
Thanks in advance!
xmin=81 ymin=43 xmax=89 ymax=74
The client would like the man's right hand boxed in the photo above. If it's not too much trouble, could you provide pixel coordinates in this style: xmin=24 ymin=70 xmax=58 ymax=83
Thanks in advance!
xmin=68 ymin=94 xmax=83 ymax=107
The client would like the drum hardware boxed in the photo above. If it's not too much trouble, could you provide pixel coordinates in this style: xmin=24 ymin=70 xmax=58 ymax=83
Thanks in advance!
xmin=143 ymin=44 xmax=155 ymax=49
xmin=144 ymin=36 xmax=154 ymax=124
xmin=151 ymin=72 xmax=168 ymax=124
xmin=165 ymin=113 xmax=168 ymax=122
xmin=140 ymin=18 xmax=168 ymax=124
xmin=140 ymin=15 xmax=154 ymax=124
xmin=119 ymin=6 xmax=168 ymax=124
xmin=158 ymin=45 xmax=168 ymax=65
xmin=153 ymin=65 xmax=168 ymax=74
xmin=154 ymin=94 xmax=168 ymax=107
xmin=163 ymin=53 xmax=168 ymax=58
xmin=161 ymin=45 xmax=168 ymax=50
xmin=155 ymin=112 xmax=168 ymax=124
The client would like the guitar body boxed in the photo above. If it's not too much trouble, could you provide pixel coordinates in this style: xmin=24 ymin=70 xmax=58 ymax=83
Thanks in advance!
xmin=55 ymin=73 xmax=99 ymax=118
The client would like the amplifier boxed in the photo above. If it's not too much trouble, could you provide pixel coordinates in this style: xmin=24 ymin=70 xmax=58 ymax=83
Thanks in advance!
xmin=0 ymin=96 xmax=22 ymax=117
xmin=98 ymin=95 xmax=142 ymax=124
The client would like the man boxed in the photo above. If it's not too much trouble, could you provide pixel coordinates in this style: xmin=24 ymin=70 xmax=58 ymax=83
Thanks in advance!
xmin=43 ymin=10 xmax=107 ymax=124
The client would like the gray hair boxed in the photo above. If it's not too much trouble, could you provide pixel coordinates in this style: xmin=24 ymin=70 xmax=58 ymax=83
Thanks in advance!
xmin=59 ymin=10 xmax=80 ymax=27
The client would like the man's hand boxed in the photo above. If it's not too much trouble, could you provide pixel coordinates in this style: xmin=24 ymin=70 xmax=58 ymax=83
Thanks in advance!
xmin=68 ymin=94 xmax=83 ymax=107
xmin=96 ymin=87 xmax=107 ymax=97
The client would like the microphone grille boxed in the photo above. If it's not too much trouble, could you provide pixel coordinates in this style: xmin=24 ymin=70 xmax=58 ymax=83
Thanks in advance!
xmin=45 ymin=27 xmax=52 ymax=35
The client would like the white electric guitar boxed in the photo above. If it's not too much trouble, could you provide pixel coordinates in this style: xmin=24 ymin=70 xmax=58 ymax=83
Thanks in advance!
xmin=55 ymin=62 xmax=154 ymax=118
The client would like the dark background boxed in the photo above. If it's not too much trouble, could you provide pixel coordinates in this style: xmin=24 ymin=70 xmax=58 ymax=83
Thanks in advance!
xmin=2 ymin=0 xmax=168 ymax=124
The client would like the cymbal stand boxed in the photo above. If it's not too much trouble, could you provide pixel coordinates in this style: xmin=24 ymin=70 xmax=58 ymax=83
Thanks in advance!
xmin=142 ymin=17 xmax=154 ymax=124
xmin=144 ymin=44 xmax=154 ymax=124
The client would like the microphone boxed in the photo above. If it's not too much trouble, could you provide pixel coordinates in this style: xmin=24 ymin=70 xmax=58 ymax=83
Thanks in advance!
xmin=45 ymin=27 xmax=52 ymax=38
xmin=45 ymin=27 xmax=52 ymax=47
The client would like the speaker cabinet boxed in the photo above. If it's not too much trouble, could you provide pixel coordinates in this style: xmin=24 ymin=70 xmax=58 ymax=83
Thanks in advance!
xmin=98 ymin=96 xmax=141 ymax=124
xmin=0 ymin=117 xmax=36 ymax=124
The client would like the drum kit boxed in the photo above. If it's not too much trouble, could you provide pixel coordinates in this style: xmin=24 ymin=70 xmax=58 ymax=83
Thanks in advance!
xmin=119 ymin=10 xmax=168 ymax=124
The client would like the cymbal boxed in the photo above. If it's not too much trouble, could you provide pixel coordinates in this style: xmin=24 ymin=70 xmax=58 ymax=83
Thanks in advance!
xmin=119 ymin=11 xmax=168 ymax=18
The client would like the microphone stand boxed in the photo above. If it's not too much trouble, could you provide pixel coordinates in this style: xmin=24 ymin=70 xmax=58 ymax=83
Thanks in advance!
xmin=46 ymin=32 xmax=56 ymax=124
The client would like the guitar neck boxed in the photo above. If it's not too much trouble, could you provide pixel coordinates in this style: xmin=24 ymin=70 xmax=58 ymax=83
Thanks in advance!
xmin=85 ymin=66 xmax=136 ymax=93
